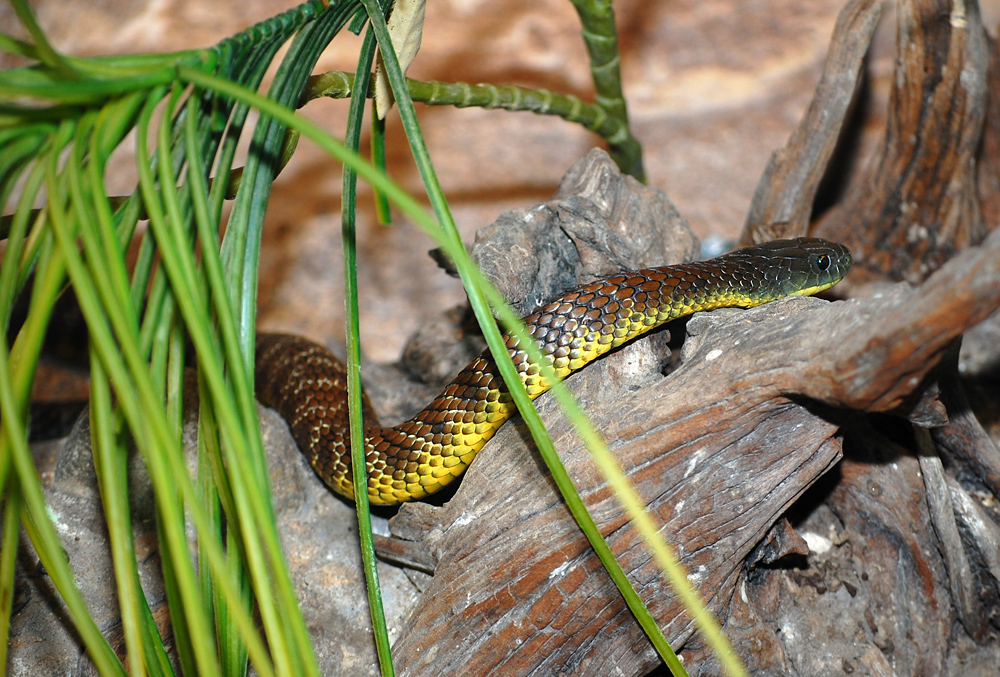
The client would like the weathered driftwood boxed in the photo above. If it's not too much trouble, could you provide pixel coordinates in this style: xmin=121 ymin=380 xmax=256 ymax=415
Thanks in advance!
xmin=743 ymin=0 xmax=992 ymax=285
xmin=979 ymin=30 xmax=1000 ymax=230
xmin=933 ymin=344 xmax=1000 ymax=497
xmin=746 ymin=0 xmax=998 ymax=667
xmin=723 ymin=2 xmax=1000 ymax=670
xmin=380 ymin=0 xmax=1000 ymax=673
xmin=385 ymin=302 xmax=843 ymax=676
xmin=469 ymin=148 xmax=699 ymax=316
xmin=381 ymin=226 xmax=1000 ymax=676
xmin=813 ymin=0 xmax=990 ymax=283
xmin=741 ymin=0 xmax=882 ymax=244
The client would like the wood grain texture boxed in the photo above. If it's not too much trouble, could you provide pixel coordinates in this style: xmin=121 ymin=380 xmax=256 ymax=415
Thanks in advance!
xmin=386 ymin=301 xmax=842 ymax=676
xmin=814 ymin=0 xmax=991 ymax=283
xmin=741 ymin=0 xmax=882 ymax=244
xmin=978 ymin=30 xmax=1000 ymax=231
xmin=828 ymin=431 xmax=953 ymax=676
xmin=379 ymin=227 xmax=1000 ymax=676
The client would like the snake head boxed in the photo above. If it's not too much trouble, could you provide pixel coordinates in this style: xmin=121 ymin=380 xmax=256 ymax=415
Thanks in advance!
xmin=728 ymin=237 xmax=853 ymax=299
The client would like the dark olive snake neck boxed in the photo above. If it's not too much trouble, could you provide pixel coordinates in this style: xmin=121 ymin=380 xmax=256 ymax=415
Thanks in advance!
xmin=255 ymin=237 xmax=852 ymax=505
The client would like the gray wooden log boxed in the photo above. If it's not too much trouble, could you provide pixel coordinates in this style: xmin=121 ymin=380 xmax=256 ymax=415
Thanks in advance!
xmin=383 ymin=226 xmax=1000 ymax=676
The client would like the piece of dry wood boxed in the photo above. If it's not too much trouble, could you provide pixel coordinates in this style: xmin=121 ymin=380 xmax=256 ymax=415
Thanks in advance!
xmin=793 ymin=228 xmax=1000 ymax=411
xmin=825 ymin=420 xmax=954 ymax=675
xmin=388 ymin=302 xmax=843 ymax=677
xmin=948 ymin=474 xmax=1000 ymax=595
xmin=731 ymin=1 xmax=1000 ymax=669
xmin=381 ymin=226 xmax=1000 ymax=676
xmin=741 ymin=429 xmax=954 ymax=675
xmin=814 ymin=0 xmax=990 ymax=283
xmin=932 ymin=342 xmax=1000 ymax=497
xmin=978 ymin=30 xmax=1000 ymax=231
xmin=916 ymin=427 xmax=986 ymax=641
xmin=469 ymin=148 xmax=698 ymax=316
xmin=741 ymin=0 xmax=881 ymax=245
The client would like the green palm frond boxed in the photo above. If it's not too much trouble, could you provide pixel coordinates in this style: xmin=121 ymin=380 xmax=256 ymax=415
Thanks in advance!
xmin=0 ymin=0 xmax=740 ymax=674
xmin=0 ymin=2 xmax=360 ymax=674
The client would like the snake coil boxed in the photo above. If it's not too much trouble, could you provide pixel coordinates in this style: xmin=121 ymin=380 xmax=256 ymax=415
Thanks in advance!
xmin=256 ymin=237 xmax=851 ymax=505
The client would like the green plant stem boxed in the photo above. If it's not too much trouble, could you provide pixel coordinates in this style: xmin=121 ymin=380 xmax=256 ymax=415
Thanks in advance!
xmin=0 ymin=479 xmax=22 ymax=670
xmin=370 ymin=114 xmax=391 ymax=224
xmin=180 ymin=51 xmax=742 ymax=674
xmin=306 ymin=71 xmax=630 ymax=152
xmin=341 ymin=22 xmax=395 ymax=677
xmin=89 ymin=357 xmax=148 ymax=676
xmin=568 ymin=0 xmax=644 ymax=181
xmin=358 ymin=0 xmax=687 ymax=672
xmin=8 ymin=0 xmax=78 ymax=76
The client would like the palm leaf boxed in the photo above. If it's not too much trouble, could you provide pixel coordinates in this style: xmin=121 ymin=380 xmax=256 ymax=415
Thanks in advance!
xmin=0 ymin=2 xmax=358 ymax=673
xmin=0 ymin=0 xmax=741 ymax=674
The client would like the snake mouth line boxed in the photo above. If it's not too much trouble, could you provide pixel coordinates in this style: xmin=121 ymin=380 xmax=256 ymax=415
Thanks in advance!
xmin=787 ymin=281 xmax=840 ymax=297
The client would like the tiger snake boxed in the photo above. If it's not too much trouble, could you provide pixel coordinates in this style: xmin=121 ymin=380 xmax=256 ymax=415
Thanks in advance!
xmin=255 ymin=237 xmax=852 ymax=505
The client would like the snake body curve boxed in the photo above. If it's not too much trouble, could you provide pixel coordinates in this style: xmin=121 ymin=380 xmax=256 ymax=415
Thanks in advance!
xmin=255 ymin=237 xmax=851 ymax=505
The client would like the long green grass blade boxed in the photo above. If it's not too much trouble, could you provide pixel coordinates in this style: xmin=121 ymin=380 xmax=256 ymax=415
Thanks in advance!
xmin=369 ymin=114 xmax=392 ymax=224
xmin=89 ymin=357 xmax=149 ymax=676
xmin=0 ymin=479 xmax=23 ymax=670
xmin=0 ymin=33 xmax=39 ymax=60
xmin=7 ymin=0 xmax=78 ymax=76
xmin=340 ymin=21 xmax=395 ymax=677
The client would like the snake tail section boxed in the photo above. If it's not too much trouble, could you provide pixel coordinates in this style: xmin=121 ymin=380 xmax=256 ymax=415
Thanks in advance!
xmin=255 ymin=237 xmax=852 ymax=505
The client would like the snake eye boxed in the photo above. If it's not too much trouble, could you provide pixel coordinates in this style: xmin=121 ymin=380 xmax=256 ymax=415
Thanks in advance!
xmin=815 ymin=254 xmax=831 ymax=271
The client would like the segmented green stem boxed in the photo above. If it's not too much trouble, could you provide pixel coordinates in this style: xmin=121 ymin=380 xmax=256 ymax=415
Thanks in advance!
xmin=306 ymin=71 xmax=633 ymax=174
xmin=569 ymin=0 xmax=643 ymax=181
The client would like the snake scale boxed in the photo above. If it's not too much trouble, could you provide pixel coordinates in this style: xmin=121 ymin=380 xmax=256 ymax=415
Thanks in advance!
xmin=255 ymin=237 xmax=852 ymax=505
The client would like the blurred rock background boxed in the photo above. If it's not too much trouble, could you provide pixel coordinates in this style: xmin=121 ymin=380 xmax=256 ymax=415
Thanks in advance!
xmin=12 ymin=0 xmax=984 ymax=362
